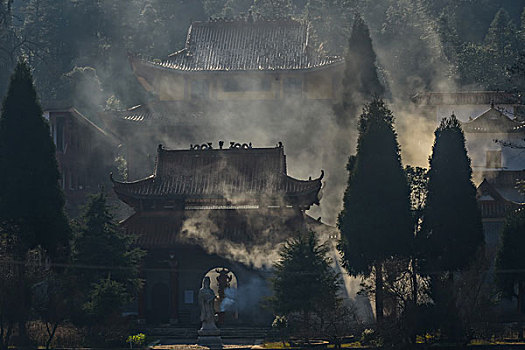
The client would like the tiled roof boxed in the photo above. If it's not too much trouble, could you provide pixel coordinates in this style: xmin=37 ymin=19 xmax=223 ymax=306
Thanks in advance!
xmin=462 ymin=107 xmax=525 ymax=133
xmin=122 ymin=210 xmax=301 ymax=249
xmin=413 ymin=91 xmax=522 ymax=106
xmin=107 ymin=102 xmax=203 ymax=123
xmin=134 ymin=17 xmax=341 ymax=72
xmin=112 ymin=144 xmax=323 ymax=208
xmin=477 ymin=178 xmax=524 ymax=219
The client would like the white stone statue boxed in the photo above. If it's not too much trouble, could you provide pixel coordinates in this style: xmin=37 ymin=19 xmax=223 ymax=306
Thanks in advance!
xmin=199 ymin=276 xmax=218 ymax=331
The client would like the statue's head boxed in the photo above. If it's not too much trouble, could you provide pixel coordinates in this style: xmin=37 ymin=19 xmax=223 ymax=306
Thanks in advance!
xmin=202 ymin=276 xmax=211 ymax=288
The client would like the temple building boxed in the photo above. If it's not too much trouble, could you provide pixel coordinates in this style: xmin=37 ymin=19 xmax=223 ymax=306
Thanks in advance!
xmin=43 ymin=106 xmax=121 ymax=215
xmin=462 ymin=104 xmax=525 ymax=173
xmin=111 ymin=142 xmax=324 ymax=325
xmin=128 ymin=16 xmax=343 ymax=102
xmin=413 ymin=91 xmax=525 ymax=123
xmin=103 ymin=16 xmax=343 ymax=179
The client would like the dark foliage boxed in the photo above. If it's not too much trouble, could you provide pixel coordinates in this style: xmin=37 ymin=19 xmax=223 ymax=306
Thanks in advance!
xmin=0 ymin=60 xmax=70 ymax=258
xmin=71 ymin=192 xmax=144 ymax=331
xmin=338 ymin=99 xmax=411 ymax=275
xmin=496 ymin=208 xmax=525 ymax=302
xmin=338 ymin=99 xmax=412 ymax=321
xmin=333 ymin=14 xmax=384 ymax=127
xmin=421 ymin=115 xmax=484 ymax=273
xmin=271 ymin=231 xmax=340 ymax=340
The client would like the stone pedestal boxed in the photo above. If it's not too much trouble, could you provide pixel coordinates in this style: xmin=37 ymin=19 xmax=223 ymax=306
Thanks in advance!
xmin=198 ymin=327 xmax=223 ymax=348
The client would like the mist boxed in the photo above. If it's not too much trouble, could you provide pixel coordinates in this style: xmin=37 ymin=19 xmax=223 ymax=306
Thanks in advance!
xmin=17 ymin=0 xmax=525 ymax=304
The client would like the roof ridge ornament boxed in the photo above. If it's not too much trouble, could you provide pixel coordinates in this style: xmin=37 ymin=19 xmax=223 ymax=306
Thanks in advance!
xmin=188 ymin=141 xmax=254 ymax=150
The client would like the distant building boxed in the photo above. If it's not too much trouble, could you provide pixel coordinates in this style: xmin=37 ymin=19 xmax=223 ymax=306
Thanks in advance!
xmin=129 ymin=16 xmax=343 ymax=102
xmin=413 ymin=91 xmax=524 ymax=123
xmin=111 ymin=142 xmax=324 ymax=325
xmin=43 ymin=107 xmax=121 ymax=215
xmin=476 ymin=172 xmax=525 ymax=249
xmin=458 ymin=105 xmax=525 ymax=248
xmin=462 ymin=104 xmax=525 ymax=173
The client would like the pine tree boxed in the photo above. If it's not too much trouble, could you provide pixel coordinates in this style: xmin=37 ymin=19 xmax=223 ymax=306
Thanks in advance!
xmin=272 ymin=231 xmax=340 ymax=339
xmin=72 ymin=192 xmax=144 ymax=326
xmin=495 ymin=208 xmax=525 ymax=312
xmin=421 ymin=115 xmax=483 ymax=273
xmin=485 ymin=8 xmax=518 ymax=54
xmin=0 ymin=60 xmax=70 ymax=258
xmin=333 ymin=14 xmax=384 ymax=127
xmin=337 ymin=99 xmax=412 ymax=322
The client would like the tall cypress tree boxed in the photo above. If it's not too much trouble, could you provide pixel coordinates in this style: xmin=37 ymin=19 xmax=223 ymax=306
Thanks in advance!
xmin=333 ymin=14 xmax=384 ymax=127
xmin=422 ymin=115 xmax=483 ymax=273
xmin=0 ymin=60 xmax=70 ymax=258
xmin=495 ymin=208 xmax=525 ymax=312
xmin=337 ymin=99 xmax=412 ymax=322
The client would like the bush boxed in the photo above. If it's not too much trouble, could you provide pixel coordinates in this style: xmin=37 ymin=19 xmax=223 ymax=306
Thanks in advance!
xmin=126 ymin=333 xmax=146 ymax=348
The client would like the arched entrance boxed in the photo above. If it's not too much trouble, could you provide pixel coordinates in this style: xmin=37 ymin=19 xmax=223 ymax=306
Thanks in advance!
xmin=150 ymin=282 xmax=170 ymax=324
xmin=204 ymin=267 xmax=239 ymax=325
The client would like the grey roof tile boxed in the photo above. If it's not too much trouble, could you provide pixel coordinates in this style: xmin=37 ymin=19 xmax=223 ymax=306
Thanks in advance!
xmin=146 ymin=18 xmax=341 ymax=72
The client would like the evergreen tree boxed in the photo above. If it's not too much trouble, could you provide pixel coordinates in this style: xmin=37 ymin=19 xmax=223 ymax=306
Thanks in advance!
xmin=72 ymin=192 xmax=144 ymax=325
xmin=485 ymin=8 xmax=518 ymax=54
xmin=272 ymin=231 xmax=340 ymax=339
xmin=337 ymin=99 xmax=412 ymax=322
xmin=0 ymin=60 xmax=70 ymax=258
xmin=421 ymin=115 xmax=483 ymax=273
xmin=333 ymin=14 xmax=384 ymax=127
xmin=495 ymin=208 xmax=525 ymax=312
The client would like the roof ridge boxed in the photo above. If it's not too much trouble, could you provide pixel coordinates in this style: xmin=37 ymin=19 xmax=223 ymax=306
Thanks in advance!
xmin=194 ymin=15 xmax=300 ymax=25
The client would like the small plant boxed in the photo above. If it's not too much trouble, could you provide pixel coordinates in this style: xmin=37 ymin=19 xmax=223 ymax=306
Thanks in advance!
xmin=126 ymin=333 xmax=146 ymax=349
xmin=272 ymin=315 xmax=289 ymax=347
xmin=360 ymin=328 xmax=376 ymax=346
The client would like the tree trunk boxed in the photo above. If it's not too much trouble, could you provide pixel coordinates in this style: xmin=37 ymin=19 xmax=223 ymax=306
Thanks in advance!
xmin=45 ymin=321 xmax=60 ymax=349
xmin=375 ymin=262 xmax=384 ymax=323
xmin=303 ymin=310 xmax=310 ymax=344
xmin=410 ymin=258 xmax=418 ymax=344
xmin=411 ymin=259 xmax=418 ymax=305
xmin=0 ymin=321 xmax=12 ymax=350
xmin=518 ymin=282 xmax=524 ymax=341
xmin=16 ymin=262 xmax=29 ymax=347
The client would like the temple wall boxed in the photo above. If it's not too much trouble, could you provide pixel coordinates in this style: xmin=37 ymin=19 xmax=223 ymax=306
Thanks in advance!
xmin=150 ymin=68 xmax=342 ymax=102
xmin=305 ymin=71 xmax=335 ymax=100
xmin=158 ymin=75 xmax=186 ymax=101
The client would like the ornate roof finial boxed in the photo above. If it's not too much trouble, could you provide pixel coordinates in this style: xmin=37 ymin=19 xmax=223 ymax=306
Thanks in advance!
xmin=491 ymin=100 xmax=495 ymax=109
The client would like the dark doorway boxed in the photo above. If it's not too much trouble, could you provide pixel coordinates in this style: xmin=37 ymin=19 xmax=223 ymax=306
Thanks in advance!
xmin=150 ymin=282 xmax=170 ymax=324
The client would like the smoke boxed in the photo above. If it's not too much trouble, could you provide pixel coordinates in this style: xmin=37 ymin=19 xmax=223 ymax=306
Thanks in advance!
xmin=179 ymin=209 xmax=285 ymax=269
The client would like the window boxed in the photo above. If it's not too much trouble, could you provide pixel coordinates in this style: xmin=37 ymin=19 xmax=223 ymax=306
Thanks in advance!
xmin=190 ymin=80 xmax=209 ymax=100
xmin=283 ymin=77 xmax=302 ymax=98
xmin=222 ymin=77 xmax=271 ymax=92
xmin=486 ymin=150 xmax=502 ymax=168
